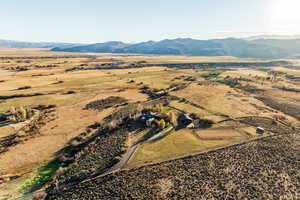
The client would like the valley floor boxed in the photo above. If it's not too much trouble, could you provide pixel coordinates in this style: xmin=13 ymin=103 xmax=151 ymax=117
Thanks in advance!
xmin=0 ymin=49 xmax=299 ymax=199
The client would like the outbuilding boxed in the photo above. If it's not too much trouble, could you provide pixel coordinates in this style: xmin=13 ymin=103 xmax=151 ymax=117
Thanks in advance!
xmin=256 ymin=127 xmax=265 ymax=135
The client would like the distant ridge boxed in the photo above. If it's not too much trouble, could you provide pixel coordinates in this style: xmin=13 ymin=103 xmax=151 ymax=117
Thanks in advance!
xmin=52 ymin=38 xmax=300 ymax=59
xmin=244 ymin=35 xmax=300 ymax=40
xmin=0 ymin=39 xmax=85 ymax=49
xmin=1 ymin=36 xmax=300 ymax=59
xmin=51 ymin=41 xmax=128 ymax=52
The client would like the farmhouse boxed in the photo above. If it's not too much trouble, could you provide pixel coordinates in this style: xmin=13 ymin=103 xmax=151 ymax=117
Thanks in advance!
xmin=146 ymin=118 xmax=156 ymax=127
xmin=140 ymin=111 xmax=160 ymax=127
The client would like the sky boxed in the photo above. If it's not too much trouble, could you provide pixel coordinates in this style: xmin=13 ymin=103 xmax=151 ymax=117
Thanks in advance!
xmin=1 ymin=0 xmax=300 ymax=43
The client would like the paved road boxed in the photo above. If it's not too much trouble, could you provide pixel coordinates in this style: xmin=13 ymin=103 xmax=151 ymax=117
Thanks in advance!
xmin=147 ymin=125 xmax=174 ymax=142
xmin=103 ymin=144 xmax=139 ymax=175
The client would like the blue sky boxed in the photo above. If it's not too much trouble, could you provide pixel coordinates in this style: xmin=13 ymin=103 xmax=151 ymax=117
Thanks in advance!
xmin=1 ymin=0 xmax=299 ymax=43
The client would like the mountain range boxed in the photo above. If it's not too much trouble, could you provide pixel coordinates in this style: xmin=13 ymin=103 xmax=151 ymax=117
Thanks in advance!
xmin=52 ymin=38 xmax=300 ymax=59
xmin=1 ymin=36 xmax=300 ymax=59
xmin=0 ymin=39 xmax=82 ymax=49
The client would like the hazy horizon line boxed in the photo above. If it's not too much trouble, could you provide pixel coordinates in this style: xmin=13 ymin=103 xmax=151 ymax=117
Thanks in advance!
xmin=2 ymin=33 xmax=300 ymax=44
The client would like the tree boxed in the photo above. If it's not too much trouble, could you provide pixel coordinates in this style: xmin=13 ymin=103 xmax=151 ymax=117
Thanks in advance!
xmin=169 ymin=111 xmax=178 ymax=127
xmin=157 ymin=119 xmax=166 ymax=130
xmin=19 ymin=106 xmax=27 ymax=121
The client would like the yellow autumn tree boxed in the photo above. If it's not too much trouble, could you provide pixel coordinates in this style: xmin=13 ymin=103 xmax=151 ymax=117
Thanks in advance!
xmin=157 ymin=119 xmax=166 ymax=130
xmin=169 ymin=111 xmax=178 ymax=127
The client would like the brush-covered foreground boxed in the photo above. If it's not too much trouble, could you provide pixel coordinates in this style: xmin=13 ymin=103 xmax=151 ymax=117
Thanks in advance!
xmin=47 ymin=133 xmax=299 ymax=200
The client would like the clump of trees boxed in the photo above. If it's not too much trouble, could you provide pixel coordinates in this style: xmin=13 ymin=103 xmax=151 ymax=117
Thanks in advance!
xmin=84 ymin=96 xmax=128 ymax=110
xmin=8 ymin=106 xmax=35 ymax=122
xmin=201 ymin=71 xmax=221 ymax=80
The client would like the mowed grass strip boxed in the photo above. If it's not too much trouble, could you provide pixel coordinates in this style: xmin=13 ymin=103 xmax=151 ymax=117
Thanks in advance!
xmin=127 ymin=129 xmax=245 ymax=168
xmin=195 ymin=128 xmax=249 ymax=140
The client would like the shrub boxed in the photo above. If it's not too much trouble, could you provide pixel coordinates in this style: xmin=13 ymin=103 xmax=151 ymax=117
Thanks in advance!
xmin=201 ymin=72 xmax=221 ymax=80
xmin=16 ymin=86 xmax=31 ymax=90
xmin=64 ymin=91 xmax=76 ymax=95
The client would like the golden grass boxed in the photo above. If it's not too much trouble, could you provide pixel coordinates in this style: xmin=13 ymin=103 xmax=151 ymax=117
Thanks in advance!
xmin=271 ymin=66 xmax=300 ymax=76
xmin=0 ymin=126 xmax=16 ymax=137
xmin=220 ymin=69 xmax=269 ymax=78
xmin=0 ymin=88 xmax=146 ymax=175
xmin=118 ymin=55 xmax=262 ymax=64
xmin=0 ymin=93 xmax=82 ymax=112
xmin=0 ymin=66 xmax=177 ymax=112
xmin=170 ymin=83 xmax=268 ymax=118
xmin=169 ymin=101 xmax=225 ymax=122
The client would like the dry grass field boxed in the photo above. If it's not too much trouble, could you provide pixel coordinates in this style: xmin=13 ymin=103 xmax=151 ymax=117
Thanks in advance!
xmin=170 ymin=83 xmax=275 ymax=118
xmin=0 ymin=48 xmax=299 ymax=199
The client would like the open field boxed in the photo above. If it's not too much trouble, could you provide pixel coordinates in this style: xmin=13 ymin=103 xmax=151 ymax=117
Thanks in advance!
xmin=127 ymin=127 xmax=256 ymax=168
xmin=0 ymin=48 xmax=299 ymax=199
xmin=195 ymin=127 xmax=252 ymax=140
xmin=169 ymin=101 xmax=226 ymax=122
xmin=170 ymin=83 xmax=276 ymax=119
